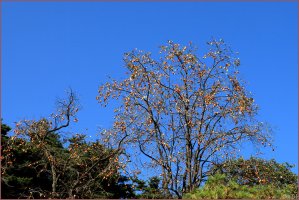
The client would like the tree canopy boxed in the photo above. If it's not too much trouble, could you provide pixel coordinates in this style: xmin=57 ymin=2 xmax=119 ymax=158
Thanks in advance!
xmin=97 ymin=39 xmax=273 ymax=197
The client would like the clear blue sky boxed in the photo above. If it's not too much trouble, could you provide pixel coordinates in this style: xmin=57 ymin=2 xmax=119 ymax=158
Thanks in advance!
xmin=2 ymin=2 xmax=298 ymax=173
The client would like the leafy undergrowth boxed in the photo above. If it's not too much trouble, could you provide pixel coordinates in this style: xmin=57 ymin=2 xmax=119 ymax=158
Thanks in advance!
xmin=183 ymin=174 xmax=297 ymax=199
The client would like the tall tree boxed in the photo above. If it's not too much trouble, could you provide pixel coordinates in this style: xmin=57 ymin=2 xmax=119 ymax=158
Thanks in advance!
xmin=97 ymin=39 xmax=273 ymax=198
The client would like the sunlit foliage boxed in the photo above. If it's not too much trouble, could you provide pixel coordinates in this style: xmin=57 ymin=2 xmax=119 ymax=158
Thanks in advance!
xmin=183 ymin=173 xmax=297 ymax=199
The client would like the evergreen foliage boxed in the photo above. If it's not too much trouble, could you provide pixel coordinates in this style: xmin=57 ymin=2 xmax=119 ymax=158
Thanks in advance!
xmin=132 ymin=176 xmax=166 ymax=199
xmin=184 ymin=169 xmax=297 ymax=199
xmin=210 ymin=157 xmax=297 ymax=187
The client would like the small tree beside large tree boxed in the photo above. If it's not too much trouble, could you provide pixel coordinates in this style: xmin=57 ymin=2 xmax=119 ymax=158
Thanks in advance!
xmin=1 ymin=90 xmax=127 ymax=199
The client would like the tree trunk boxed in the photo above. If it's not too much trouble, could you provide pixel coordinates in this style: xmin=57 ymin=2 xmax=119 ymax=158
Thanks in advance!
xmin=51 ymin=164 xmax=58 ymax=198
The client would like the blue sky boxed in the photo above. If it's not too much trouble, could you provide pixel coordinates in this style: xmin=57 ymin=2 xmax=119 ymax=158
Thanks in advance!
xmin=2 ymin=2 xmax=298 ymax=172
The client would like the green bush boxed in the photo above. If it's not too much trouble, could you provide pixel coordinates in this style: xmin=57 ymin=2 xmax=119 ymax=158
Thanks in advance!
xmin=183 ymin=174 xmax=297 ymax=199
